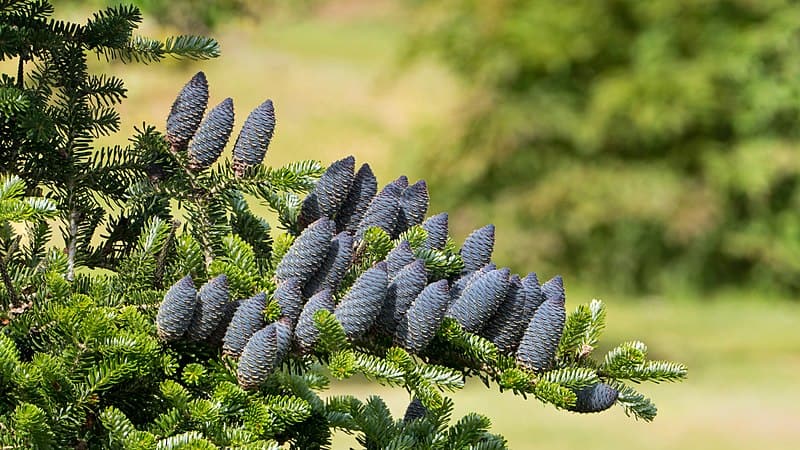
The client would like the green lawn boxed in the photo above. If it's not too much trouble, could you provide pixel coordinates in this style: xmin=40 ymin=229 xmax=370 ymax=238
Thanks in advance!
xmin=47 ymin=4 xmax=800 ymax=449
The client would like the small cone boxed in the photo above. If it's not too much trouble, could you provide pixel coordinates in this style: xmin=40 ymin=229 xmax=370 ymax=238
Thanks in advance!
xmin=397 ymin=280 xmax=450 ymax=353
xmin=166 ymin=72 xmax=208 ymax=152
xmin=421 ymin=213 xmax=448 ymax=250
xmin=232 ymin=99 xmax=275 ymax=176
xmin=274 ymin=278 xmax=303 ymax=325
xmin=317 ymin=156 xmax=356 ymax=219
xmin=156 ymin=275 xmax=198 ymax=341
xmin=571 ymin=383 xmax=619 ymax=413
xmin=460 ymin=225 xmax=495 ymax=273
xmin=377 ymin=259 xmax=427 ymax=335
xmin=275 ymin=217 xmax=335 ymax=284
xmin=294 ymin=289 xmax=335 ymax=350
xmin=397 ymin=180 xmax=429 ymax=233
xmin=403 ymin=398 xmax=427 ymax=422
xmin=446 ymin=268 xmax=510 ymax=333
xmin=187 ymin=274 xmax=230 ymax=341
xmin=303 ymin=232 xmax=354 ymax=297
xmin=187 ymin=98 xmax=234 ymax=171
xmin=334 ymin=262 xmax=389 ymax=339
xmin=385 ymin=240 xmax=415 ymax=280
xmin=222 ymin=293 xmax=267 ymax=357
xmin=237 ymin=320 xmax=292 ymax=389
xmin=516 ymin=282 xmax=567 ymax=371
xmin=356 ymin=179 xmax=403 ymax=238
xmin=336 ymin=163 xmax=378 ymax=233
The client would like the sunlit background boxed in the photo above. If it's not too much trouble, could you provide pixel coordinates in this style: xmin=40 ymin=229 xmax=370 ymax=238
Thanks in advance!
xmin=54 ymin=0 xmax=800 ymax=448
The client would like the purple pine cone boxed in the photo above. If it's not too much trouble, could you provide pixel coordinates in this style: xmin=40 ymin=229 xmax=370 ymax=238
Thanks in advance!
xmin=449 ymin=262 xmax=496 ymax=305
xmin=397 ymin=279 xmax=450 ymax=353
xmin=232 ymin=99 xmax=275 ymax=176
xmin=421 ymin=212 xmax=448 ymax=250
xmin=377 ymin=259 xmax=427 ymax=335
xmin=274 ymin=278 xmax=303 ymax=325
xmin=356 ymin=178 xmax=404 ymax=238
xmin=460 ymin=224 xmax=495 ymax=273
xmin=166 ymin=71 xmax=208 ymax=152
xmin=521 ymin=272 xmax=545 ymax=315
xmin=275 ymin=217 xmax=335 ymax=284
xmin=237 ymin=319 xmax=292 ymax=389
xmin=571 ymin=383 xmax=619 ymax=413
xmin=516 ymin=283 xmax=567 ymax=371
xmin=297 ymin=191 xmax=321 ymax=231
xmin=294 ymin=289 xmax=335 ymax=350
xmin=541 ymin=275 xmax=565 ymax=304
xmin=397 ymin=180 xmax=429 ymax=233
xmin=334 ymin=262 xmax=389 ymax=339
xmin=447 ymin=268 xmax=510 ymax=334
xmin=187 ymin=274 xmax=230 ymax=341
xmin=403 ymin=398 xmax=427 ymax=422
xmin=317 ymin=156 xmax=356 ymax=219
xmin=303 ymin=232 xmax=355 ymax=297
xmin=156 ymin=275 xmax=198 ymax=341
xmin=385 ymin=240 xmax=415 ymax=280
xmin=207 ymin=298 xmax=240 ymax=347
xmin=481 ymin=274 xmax=527 ymax=353
xmin=222 ymin=293 xmax=267 ymax=357
xmin=187 ymin=98 xmax=234 ymax=171
xmin=336 ymin=163 xmax=378 ymax=233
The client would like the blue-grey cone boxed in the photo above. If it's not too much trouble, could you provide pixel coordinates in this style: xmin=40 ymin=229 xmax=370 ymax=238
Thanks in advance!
xmin=521 ymin=272 xmax=544 ymax=317
xmin=237 ymin=319 xmax=292 ymax=389
xmin=403 ymin=398 xmax=427 ymax=422
xmin=336 ymin=163 xmax=378 ymax=233
xmin=166 ymin=71 xmax=208 ymax=152
xmin=157 ymin=275 xmax=198 ymax=341
xmin=397 ymin=180 xmax=429 ymax=233
xmin=397 ymin=279 xmax=450 ymax=352
xmin=541 ymin=275 xmax=565 ymax=304
xmin=571 ymin=383 xmax=619 ymax=413
xmin=316 ymin=156 xmax=355 ymax=219
xmin=274 ymin=278 xmax=303 ymax=325
xmin=334 ymin=261 xmax=389 ymax=339
xmin=207 ymin=298 xmax=240 ymax=347
xmin=294 ymin=289 xmax=334 ymax=350
xmin=446 ymin=268 xmax=510 ymax=334
xmin=187 ymin=274 xmax=230 ymax=341
xmin=421 ymin=212 xmax=448 ymax=250
xmin=377 ymin=258 xmax=427 ymax=335
xmin=449 ymin=262 xmax=497 ymax=304
xmin=297 ymin=191 xmax=321 ymax=231
xmin=303 ymin=232 xmax=354 ymax=297
xmin=385 ymin=240 xmax=415 ymax=280
xmin=275 ymin=217 xmax=335 ymax=284
xmin=460 ymin=224 xmax=495 ymax=273
xmin=481 ymin=275 xmax=531 ymax=354
xmin=187 ymin=97 xmax=234 ymax=171
xmin=516 ymin=287 xmax=566 ymax=371
xmin=232 ymin=99 xmax=275 ymax=176
xmin=222 ymin=293 xmax=267 ymax=357
xmin=356 ymin=182 xmax=402 ymax=239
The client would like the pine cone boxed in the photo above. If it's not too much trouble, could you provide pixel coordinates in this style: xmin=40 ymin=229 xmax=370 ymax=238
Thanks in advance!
xmin=449 ymin=263 xmax=496 ymax=303
xmin=297 ymin=191 xmax=321 ymax=231
xmin=274 ymin=278 xmax=303 ymax=325
xmin=377 ymin=259 xmax=427 ymax=335
xmin=187 ymin=274 xmax=230 ymax=341
xmin=541 ymin=275 xmax=565 ymax=303
xmin=397 ymin=279 xmax=449 ymax=353
xmin=460 ymin=224 xmax=495 ymax=273
xmin=303 ymin=232 xmax=354 ymax=297
xmin=447 ymin=268 xmax=509 ymax=333
xmin=166 ymin=71 xmax=208 ymax=152
xmin=294 ymin=289 xmax=334 ymax=350
xmin=570 ymin=383 xmax=619 ymax=413
xmin=385 ymin=240 xmax=415 ymax=280
xmin=207 ymin=298 xmax=240 ymax=347
xmin=403 ymin=398 xmax=427 ymax=422
xmin=237 ymin=319 xmax=292 ymax=389
xmin=397 ymin=180 xmax=429 ymax=233
xmin=156 ymin=275 xmax=198 ymax=341
xmin=481 ymin=274 xmax=527 ymax=354
xmin=516 ymin=282 xmax=567 ymax=371
xmin=222 ymin=293 xmax=267 ymax=357
xmin=421 ymin=212 xmax=448 ymax=250
xmin=187 ymin=97 xmax=234 ymax=171
xmin=336 ymin=163 xmax=378 ymax=233
xmin=356 ymin=179 xmax=403 ymax=238
xmin=232 ymin=99 xmax=275 ymax=176
xmin=275 ymin=217 xmax=335 ymax=284
xmin=317 ymin=156 xmax=355 ymax=219
xmin=334 ymin=262 xmax=388 ymax=339
xmin=520 ymin=272 xmax=544 ymax=316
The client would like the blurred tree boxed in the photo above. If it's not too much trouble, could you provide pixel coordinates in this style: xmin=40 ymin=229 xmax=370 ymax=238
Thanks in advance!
xmin=407 ymin=0 xmax=800 ymax=293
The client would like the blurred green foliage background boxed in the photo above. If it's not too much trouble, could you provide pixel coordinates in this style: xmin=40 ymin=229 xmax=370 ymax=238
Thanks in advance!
xmin=39 ymin=0 xmax=800 ymax=448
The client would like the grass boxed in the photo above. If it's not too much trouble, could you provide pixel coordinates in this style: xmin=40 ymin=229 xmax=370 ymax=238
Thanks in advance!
xmin=23 ymin=3 xmax=800 ymax=449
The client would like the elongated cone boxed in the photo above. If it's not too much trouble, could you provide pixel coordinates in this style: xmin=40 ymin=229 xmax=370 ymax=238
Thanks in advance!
xmin=571 ymin=383 xmax=619 ymax=413
xmin=447 ymin=268 xmax=509 ymax=333
xmin=187 ymin=98 xmax=234 ymax=171
xmin=521 ymin=272 xmax=545 ymax=315
xmin=449 ymin=263 xmax=496 ymax=304
xmin=421 ymin=212 xmax=448 ymax=250
xmin=275 ymin=218 xmax=335 ymax=284
xmin=317 ymin=156 xmax=356 ymax=219
xmin=157 ymin=275 xmax=198 ymax=341
xmin=166 ymin=72 xmax=208 ymax=152
xmin=397 ymin=279 xmax=450 ymax=352
xmin=222 ymin=293 xmax=267 ymax=357
xmin=294 ymin=289 xmax=334 ymax=349
xmin=336 ymin=163 xmax=378 ymax=233
xmin=460 ymin=224 xmax=495 ymax=273
xmin=481 ymin=274 xmax=527 ymax=353
xmin=187 ymin=274 xmax=230 ymax=341
xmin=297 ymin=191 xmax=321 ymax=231
xmin=397 ymin=180 xmax=429 ymax=233
xmin=232 ymin=99 xmax=275 ymax=176
xmin=237 ymin=319 xmax=292 ymax=389
xmin=207 ymin=299 xmax=240 ymax=347
xmin=377 ymin=259 xmax=427 ymax=335
xmin=274 ymin=278 xmax=303 ymax=325
xmin=403 ymin=398 xmax=427 ymax=422
xmin=516 ymin=279 xmax=567 ymax=371
xmin=356 ymin=178 xmax=403 ymax=238
xmin=541 ymin=275 xmax=565 ymax=303
xmin=334 ymin=262 xmax=389 ymax=339
xmin=303 ymin=232 xmax=354 ymax=297
xmin=385 ymin=240 xmax=415 ymax=280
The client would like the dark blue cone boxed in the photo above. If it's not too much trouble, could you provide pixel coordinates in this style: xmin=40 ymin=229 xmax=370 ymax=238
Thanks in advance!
xmin=516 ymin=283 xmax=567 ymax=371
xmin=232 ymin=99 xmax=275 ymax=176
xmin=336 ymin=163 xmax=378 ymax=233
xmin=274 ymin=278 xmax=303 ymax=325
xmin=275 ymin=217 xmax=335 ymax=284
xmin=447 ymin=268 xmax=510 ymax=333
xmin=157 ymin=275 xmax=198 ymax=341
xmin=334 ymin=262 xmax=389 ymax=339
xmin=385 ymin=240 xmax=415 ymax=280
xmin=207 ymin=298 xmax=240 ymax=347
xmin=377 ymin=259 xmax=427 ymax=335
xmin=317 ymin=156 xmax=355 ymax=219
xmin=541 ymin=275 xmax=565 ymax=303
xmin=403 ymin=398 xmax=427 ymax=422
xmin=356 ymin=178 xmax=404 ymax=238
xmin=397 ymin=180 xmax=429 ymax=233
xmin=187 ymin=98 xmax=234 ymax=171
xmin=294 ymin=289 xmax=335 ymax=350
xmin=571 ymin=383 xmax=619 ymax=413
xmin=187 ymin=274 xmax=230 ymax=341
xmin=237 ymin=319 xmax=292 ymax=389
xmin=481 ymin=274 xmax=527 ymax=353
xmin=222 ymin=293 xmax=267 ymax=357
xmin=303 ymin=231 xmax=354 ymax=297
xmin=397 ymin=279 xmax=450 ymax=353
xmin=166 ymin=71 xmax=208 ymax=152
xmin=421 ymin=212 xmax=448 ymax=250
xmin=460 ymin=224 xmax=495 ymax=273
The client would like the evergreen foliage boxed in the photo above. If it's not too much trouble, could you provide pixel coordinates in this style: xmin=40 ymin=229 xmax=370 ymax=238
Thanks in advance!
xmin=0 ymin=2 xmax=686 ymax=447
